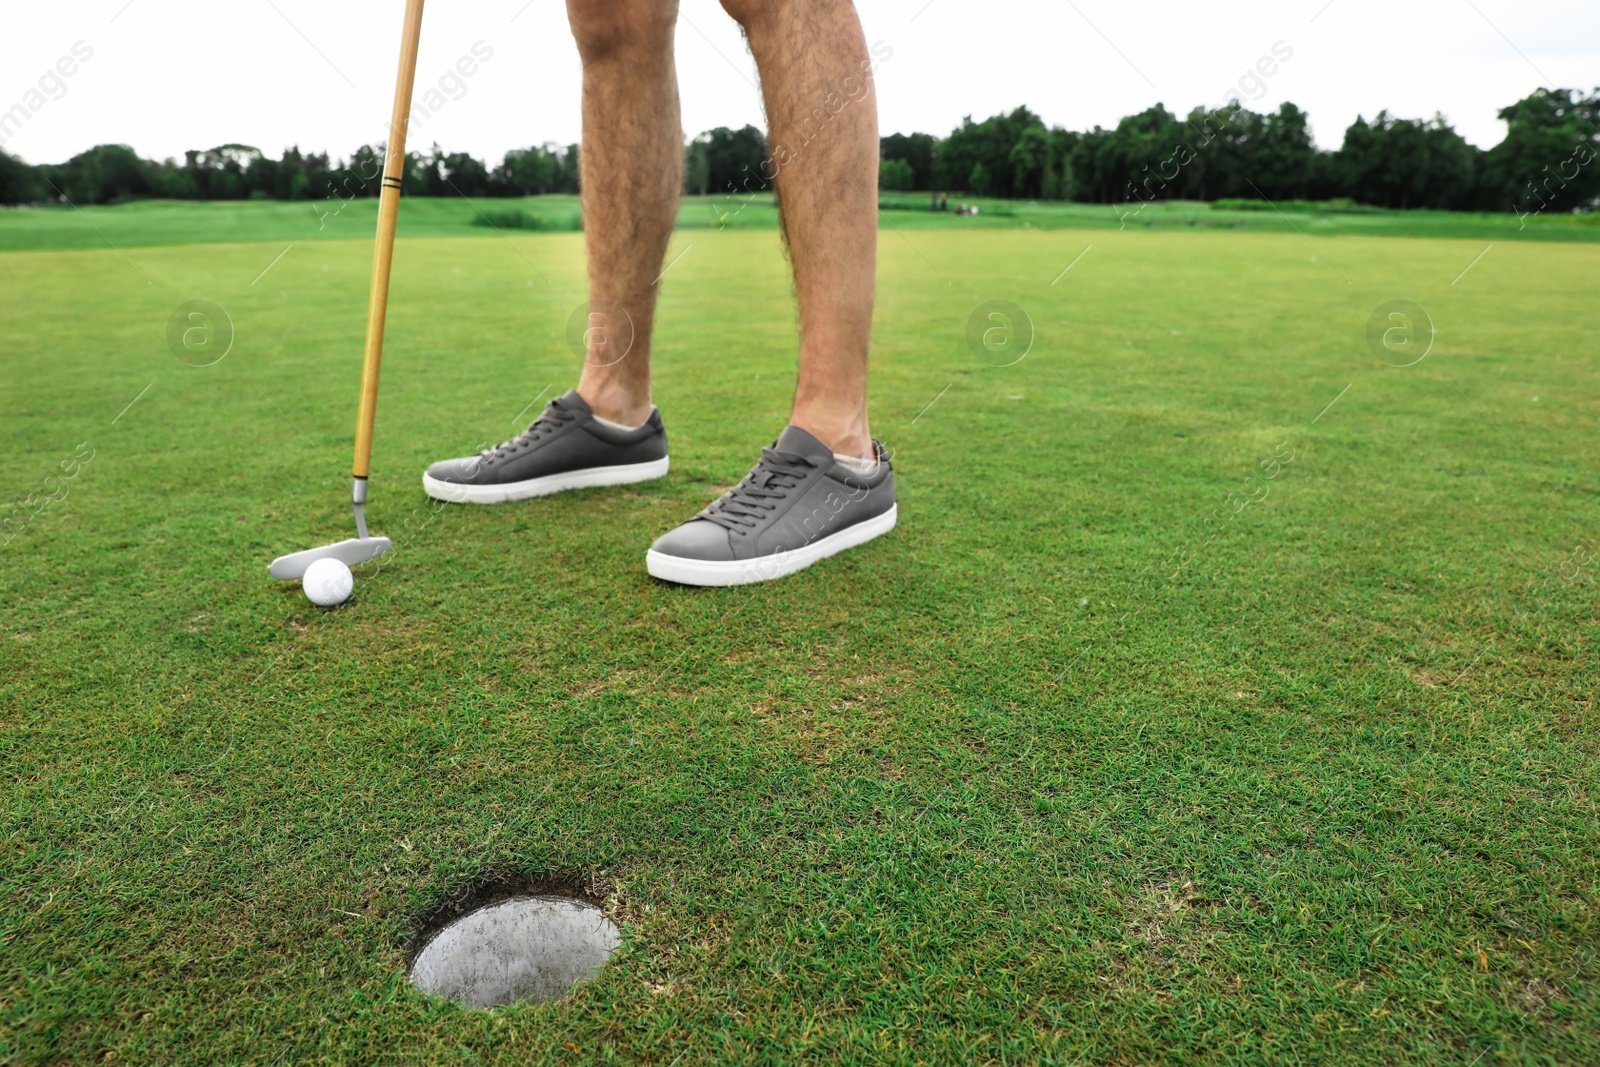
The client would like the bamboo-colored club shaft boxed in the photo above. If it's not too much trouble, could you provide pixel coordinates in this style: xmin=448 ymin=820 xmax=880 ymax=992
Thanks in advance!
xmin=353 ymin=0 xmax=426 ymax=480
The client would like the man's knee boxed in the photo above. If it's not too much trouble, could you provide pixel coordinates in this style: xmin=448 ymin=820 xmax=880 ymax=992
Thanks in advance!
xmin=717 ymin=0 xmax=761 ymax=29
xmin=719 ymin=0 xmax=791 ymax=32
xmin=566 ymin=0 xmax=675 ymax=59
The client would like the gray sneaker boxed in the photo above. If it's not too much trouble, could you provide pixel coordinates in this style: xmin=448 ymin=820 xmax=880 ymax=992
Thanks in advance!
xmin=422 ymin=389 xmax=668 ymax=504
xmin=645 ymin=425 xmax=897 ymax=586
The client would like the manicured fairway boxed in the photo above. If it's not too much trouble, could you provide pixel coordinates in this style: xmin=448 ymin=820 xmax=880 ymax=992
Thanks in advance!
xmin=3 ymin=193 xmax=1597 ymax=253
xmin=1 ymin=216 xmax=1597 ymax=1064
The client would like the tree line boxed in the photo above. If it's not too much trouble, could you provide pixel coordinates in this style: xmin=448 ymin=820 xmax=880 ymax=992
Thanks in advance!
xmin=1 ymin=87 xmax=1595 ymax=216
xmin=0 ymin=141 xmax=583 ymax=207
xmin=880 ymin=87 xmax=1598 ymax=215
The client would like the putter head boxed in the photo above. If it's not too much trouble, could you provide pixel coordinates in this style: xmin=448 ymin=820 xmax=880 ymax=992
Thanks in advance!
xmin=268 ymin=536 xmax=392 ymax=581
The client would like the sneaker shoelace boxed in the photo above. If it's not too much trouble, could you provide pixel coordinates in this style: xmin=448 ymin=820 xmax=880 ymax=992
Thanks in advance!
xmin=698 ymin=447 xmax=819 ymax=531
xmin=482 ymin=397 xmax=579 ymax=460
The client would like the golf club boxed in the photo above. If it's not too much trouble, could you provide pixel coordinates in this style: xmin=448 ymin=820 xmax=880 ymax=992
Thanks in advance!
xmin=268 ymin=0 xmax=426 ymax=581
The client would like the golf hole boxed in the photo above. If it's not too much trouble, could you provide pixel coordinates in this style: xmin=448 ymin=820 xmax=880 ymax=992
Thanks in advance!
xmin=409 ymin=895 xmax=620 ymax=1009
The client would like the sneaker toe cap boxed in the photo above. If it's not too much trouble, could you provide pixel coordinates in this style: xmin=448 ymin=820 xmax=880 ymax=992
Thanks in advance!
xmin=649 ymin=519 xmax=733 ymax=561
xmin=425 ymin=456 xmax=481 ymax=484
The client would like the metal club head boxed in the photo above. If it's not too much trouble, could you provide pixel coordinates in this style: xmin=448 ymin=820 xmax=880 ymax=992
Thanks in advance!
xmin=268 ymin=476 xmax=390 ymax=580
xmin=268 ymin=536 xmax=392 ymax=580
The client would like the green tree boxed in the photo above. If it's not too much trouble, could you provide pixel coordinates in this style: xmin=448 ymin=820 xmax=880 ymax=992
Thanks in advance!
xmin=1250 ymin=102 xmax=1319 ymax=199
xmin=439 ymin=151 xmax=492 ymax=196
xmin=880 ymin=132 xmax=937 ymax=189
xmin=0 ymin=147 xmax=43 ymax=204
xmin=1041 ymin=128 xmax=1077 ymax=200
xmin=1168 ymin=107 xmax=1234 ymax=202
xmin=274 ymin=147 xmax=311 ymax=200
xmin=508 ymin=146 xmax=560 ymax=194
xmin=144 ymin=157 xmax=199 ymax=199
xmin=879 ymin=157 xmax=914 ymax=191
xmin=557 ymin=144 xmax=580 ymax=193
xmin=936 ymin=107 xmax=1045 ymax=193
xmin=1096 ymin=104 xmax=1183 ymax=206
xmin=177 ymin=144 xmax=266 ymax=201
xmin=244 ymin=151 xmax=279 ymax=199
xmin=683 ymin=140 xmax=709 ymax=195
xmin=405 ymin=146 xmax=444 ymax=196
xmin=39 ymin=144 xmax=152 ymax=203
xmin=1008 ymin=125 xmax=1051 ymax=197
xmin=1335 ymin=111 xmax=1479 ymax=209
xmin=698 ymin=125 xmax=768 ymax=196
xmin=1068 ymin=126 xmax=1115 ymax=202
xmin=1481 ymin=88 xmax=1600 ymax=215
xmin=499 ymin=145 xmax=561 ymax=195
xmin=300 ymin=151 xmax=332 ymax=202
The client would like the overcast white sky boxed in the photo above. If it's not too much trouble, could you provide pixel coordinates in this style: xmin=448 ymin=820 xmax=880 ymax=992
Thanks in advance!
xmin=2 ymin=0 xmax=1596 ymax=166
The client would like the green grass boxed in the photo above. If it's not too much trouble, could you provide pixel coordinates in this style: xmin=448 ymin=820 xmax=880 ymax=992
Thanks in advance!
xmin=469 ymin=206 xmax=584 ymax=233
xmin=2 ymin=193 xmax=1596 ymax=252
xmin=1 ymin=214 xmax=1598 ymax=1065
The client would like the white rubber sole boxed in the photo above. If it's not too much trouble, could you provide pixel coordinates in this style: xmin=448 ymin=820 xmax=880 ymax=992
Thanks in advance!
xmin=422 ymin=456 xmax=669 ymax=504
xmin=646 ymin=504 xmax=898 ymax=587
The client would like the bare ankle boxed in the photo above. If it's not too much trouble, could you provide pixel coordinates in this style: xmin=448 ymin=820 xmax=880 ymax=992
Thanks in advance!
xmin=577 ymin=382 xmax=652 ymax=428
xmin=791 ymin=412 xmax=870 ymax=460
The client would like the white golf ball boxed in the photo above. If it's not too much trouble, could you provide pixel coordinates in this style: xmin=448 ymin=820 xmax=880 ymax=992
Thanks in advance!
xmin=303 ymin=557 xmax=353 ymax=607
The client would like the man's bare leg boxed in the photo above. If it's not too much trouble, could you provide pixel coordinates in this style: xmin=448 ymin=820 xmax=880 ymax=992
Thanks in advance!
xmin=645 ymin=0 xmax=893 ymax=586
xmin=722 ymin=0 xmax=878 ymax=460
xmin=419 ymin=0 xmax=679 ymax=503
xmin=567 ymin=0 xmax=682 ymax=427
